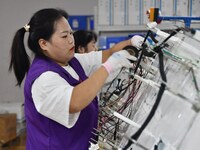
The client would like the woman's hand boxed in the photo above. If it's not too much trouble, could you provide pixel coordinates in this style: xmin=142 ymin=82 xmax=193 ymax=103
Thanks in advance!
xmin=102 ymin=50 xmax=137 ymax=74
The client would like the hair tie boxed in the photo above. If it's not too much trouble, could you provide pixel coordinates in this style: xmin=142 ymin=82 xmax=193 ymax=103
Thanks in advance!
xmin=23 ymin=24 xmax=30 ymax=32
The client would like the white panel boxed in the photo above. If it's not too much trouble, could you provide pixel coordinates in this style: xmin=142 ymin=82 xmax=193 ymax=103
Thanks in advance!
xmin=190 ymin=0 xmax=200 ymax=16
xmin=175 ymin=0 xmax=189 ymax=16
xmin=113 ymin=0 xmax=126 ymax=25
xmin=98 ymin=0 xmax=112 ymax=25
xmin=127 ymin=0 xmax=141 ymax=25
xmin=160 ymin=0 xmax=175 ymax=16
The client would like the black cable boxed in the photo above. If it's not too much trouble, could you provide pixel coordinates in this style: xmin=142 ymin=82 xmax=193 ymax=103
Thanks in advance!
xmin=149 ymin=32 xmax=158 ymax=44
xmin=134 ymin=30 xmax=151 ymax=74
xmin=105 ymin=68 xmax=124 ymax=93
xmin=159 ymin=28 xmax=181 ymax=48
xmin=123 ymin=49 xmax=167 ymax=150
xmin=114 ymin=119 xmax=120 ymax=140
xmin=190 ymin=67 xmax=200 ymax=93
xmin=122 ymin=27 xmax=182 ymax=149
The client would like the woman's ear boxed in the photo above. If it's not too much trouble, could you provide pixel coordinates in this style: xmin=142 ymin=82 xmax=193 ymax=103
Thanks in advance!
xmin=78 ymin=46 xmax=86 ymax=53
xmin=38 ymin=39 xmax=48 ymax=52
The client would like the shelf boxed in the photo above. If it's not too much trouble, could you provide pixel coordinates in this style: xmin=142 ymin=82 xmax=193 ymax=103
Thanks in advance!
xmin=95 ymin=22 xmax=200 ymax=36
xmin=96 ymin=25 xmax=148 ymax=32
xmin=95 ymin=23 xmax=180 ymax=37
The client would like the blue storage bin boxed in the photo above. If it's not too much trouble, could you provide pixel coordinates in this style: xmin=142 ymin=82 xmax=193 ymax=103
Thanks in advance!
xmin=106 ymin=36 xmax=128 ymax=49
xmin=68 ymin=15 xmax=94 ymax=31
xmin=98 ymin=36 xmax=129 ymax=50
xmin=99 ymin=36 xmax=107 ymax=50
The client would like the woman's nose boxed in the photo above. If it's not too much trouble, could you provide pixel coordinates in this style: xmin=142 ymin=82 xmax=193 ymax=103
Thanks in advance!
xmin=68 ymin=35 xmax=74 ymax=44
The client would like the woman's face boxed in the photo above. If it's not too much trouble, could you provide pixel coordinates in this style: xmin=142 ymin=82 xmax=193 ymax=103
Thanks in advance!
xmin=43 ymin=17 xmax=75 ymax=66
xmin=85 ymin=39 xmax=97 ymax=53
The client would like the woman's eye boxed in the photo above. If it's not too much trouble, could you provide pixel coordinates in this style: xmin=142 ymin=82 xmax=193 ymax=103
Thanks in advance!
xmin=62 ymin=35 xmax=67 ymax=38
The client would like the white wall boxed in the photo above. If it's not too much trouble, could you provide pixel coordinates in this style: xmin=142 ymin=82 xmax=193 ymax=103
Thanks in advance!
xmin=0 ymin=0 xmax=98 ymax=102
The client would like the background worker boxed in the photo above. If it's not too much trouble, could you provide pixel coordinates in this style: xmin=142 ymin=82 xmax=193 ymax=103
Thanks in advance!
xmin=74 ymin=29 xmax=98 ymax=53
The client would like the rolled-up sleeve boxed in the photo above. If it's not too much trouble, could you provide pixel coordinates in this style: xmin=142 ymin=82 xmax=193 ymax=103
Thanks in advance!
xmin=75 ymin=51 xmax=102 ymax=76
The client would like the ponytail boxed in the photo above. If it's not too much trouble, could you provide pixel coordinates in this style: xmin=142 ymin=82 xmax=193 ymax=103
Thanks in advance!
xmin=9 ymin=8 xmax=69 ymax=86
xmin=9 ymin=28 xmax=30 ymax=86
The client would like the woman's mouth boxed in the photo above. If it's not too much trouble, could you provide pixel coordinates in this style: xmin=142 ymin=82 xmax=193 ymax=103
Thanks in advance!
xmin=70 ymin=46 xmax=75 ymax=51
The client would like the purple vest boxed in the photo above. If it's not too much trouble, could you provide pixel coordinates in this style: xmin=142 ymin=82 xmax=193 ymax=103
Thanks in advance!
xmin=24 ymin=56 xmax=99 ymax=150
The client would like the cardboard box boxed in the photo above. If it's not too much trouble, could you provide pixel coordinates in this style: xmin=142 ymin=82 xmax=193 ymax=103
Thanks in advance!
xmin=0 ymin=113 xmax=17 ymax=144
xmin=10 ymin=146 xmax=25 ymax=150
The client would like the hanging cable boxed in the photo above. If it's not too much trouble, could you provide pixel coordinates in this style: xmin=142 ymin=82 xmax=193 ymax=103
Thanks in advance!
xmin=134 ymin=30 xmax=151 ymax=74
xmin=123 ymin=28 xmax=181 ymax=150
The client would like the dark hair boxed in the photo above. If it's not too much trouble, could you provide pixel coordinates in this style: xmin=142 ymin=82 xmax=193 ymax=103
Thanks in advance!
xmin=9 ymin=8 xmax=69 ymax=86
xmin=73 ymin=30 xmax=97 ymax=53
